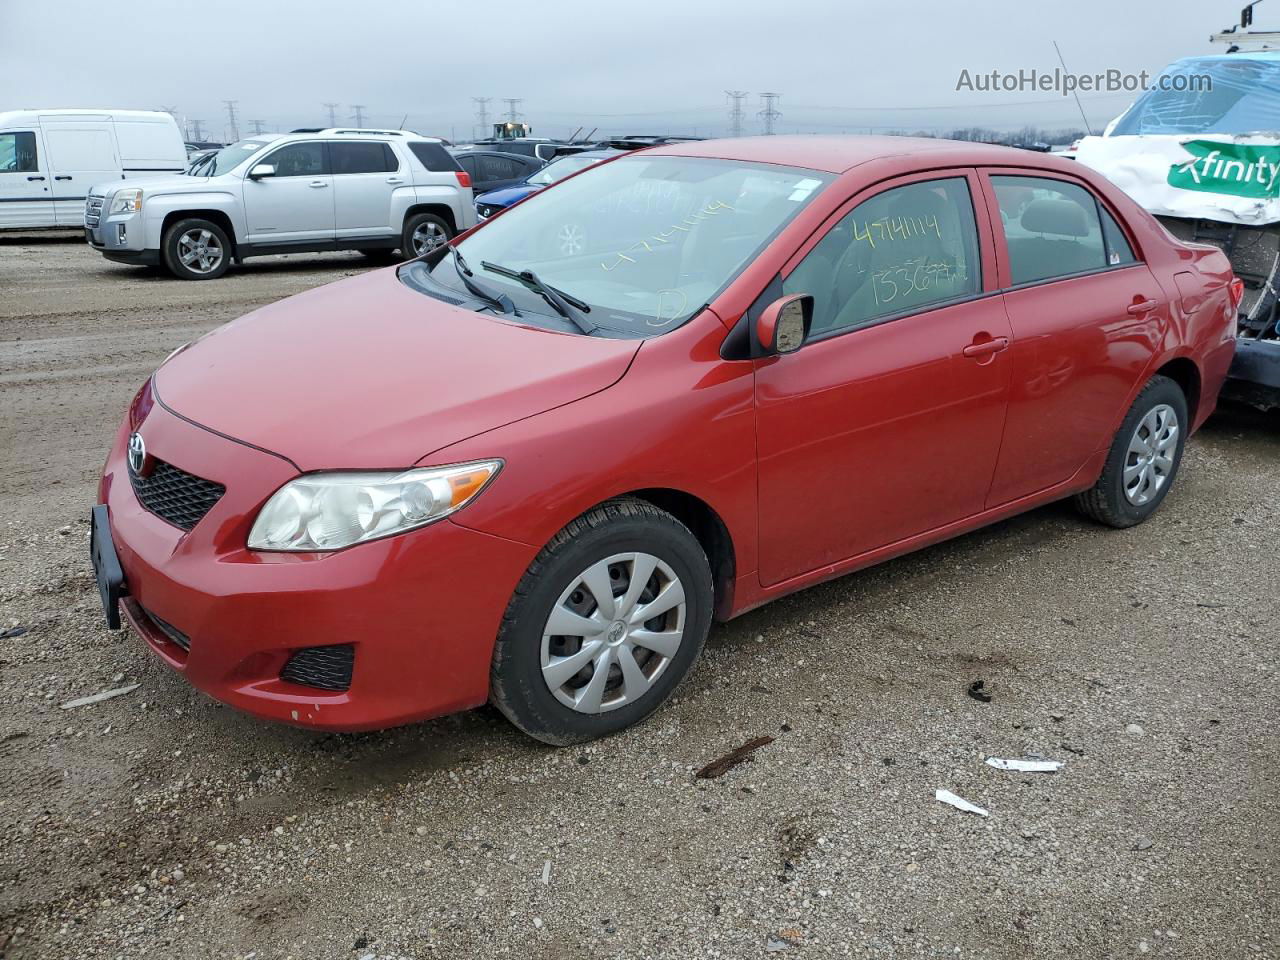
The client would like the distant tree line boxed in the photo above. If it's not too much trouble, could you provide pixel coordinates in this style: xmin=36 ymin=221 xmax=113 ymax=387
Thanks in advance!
xmin=884 ymin=126 xmax=1089 ymax=147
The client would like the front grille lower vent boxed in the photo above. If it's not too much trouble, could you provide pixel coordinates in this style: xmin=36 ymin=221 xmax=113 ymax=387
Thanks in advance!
xmin=128 ymin=459 xmax=225 ymax=531
xmin=142 ymin=607 xmax=191 ymax=650
xmin=280 ymin=644 xmax=354 ymax=692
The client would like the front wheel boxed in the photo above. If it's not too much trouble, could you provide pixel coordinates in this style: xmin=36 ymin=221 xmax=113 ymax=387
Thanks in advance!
xmin=161 ymin=218 xmax=231 ymax=280
xmin=490 ymin=498 xmax=713 ymax=745
xmin=1075 ymin=374 xmax=1188 ymax=528
xmin=401 ymin=213 xmax=452 ymax=259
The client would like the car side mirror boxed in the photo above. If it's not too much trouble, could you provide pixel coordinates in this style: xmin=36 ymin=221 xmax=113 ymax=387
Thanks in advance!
xmin=248 ymin=163 xmax=275 ymax=179
xmin=757 ymin=294 xmax=813 ymax=356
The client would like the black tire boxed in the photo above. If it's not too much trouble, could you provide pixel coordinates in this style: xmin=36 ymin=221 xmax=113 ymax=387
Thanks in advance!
xmin=161 ymin=218 xmax=231 ymax=280
xmin=490 ymin=498 xmax=713 ymax=745
xmin=400 ymin=212 xmax=452 ymax=259
xmin=1074 ymin=374 xmax=1189 ymax=528
xmin=357 ymin=248 xmax=398 ymax=263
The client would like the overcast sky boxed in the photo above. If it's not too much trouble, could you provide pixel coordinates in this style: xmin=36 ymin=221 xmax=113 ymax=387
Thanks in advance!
xmin=3 ymin=0 xmax=1274 ymax=141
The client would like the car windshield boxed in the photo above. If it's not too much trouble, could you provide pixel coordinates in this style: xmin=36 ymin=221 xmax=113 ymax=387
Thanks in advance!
xmin=410 ymin=155 xmax=832 ymax=336
xmin=203 ymin=139 xmax=269 ymax=176
xmin=527 ymin=155 xmax=603 ymax=186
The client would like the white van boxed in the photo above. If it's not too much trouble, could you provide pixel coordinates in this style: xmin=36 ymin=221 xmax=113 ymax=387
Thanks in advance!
xmin=0 ymin=109 xmax=187 ymax=230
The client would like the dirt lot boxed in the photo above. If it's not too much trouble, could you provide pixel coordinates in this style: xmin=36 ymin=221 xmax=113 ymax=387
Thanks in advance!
xmin=1 ymin=233 xmax=1277 ymax=960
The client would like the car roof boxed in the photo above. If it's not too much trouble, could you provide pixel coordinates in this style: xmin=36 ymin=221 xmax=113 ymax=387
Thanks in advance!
xmin=0 ymin=108 xmax=178 ymax=125
xmin=554 ymin=149 xmax=624 ymax=160
xmin=278 ymin=128 xmax=444 ymax=143
xmin=642 ymin=135 xmax=1078 ymax=174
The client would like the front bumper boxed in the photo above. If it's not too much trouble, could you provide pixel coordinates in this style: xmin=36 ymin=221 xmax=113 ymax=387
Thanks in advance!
xmin=85 ymin=192 xmax=152 ymax=260
xmin=98 ymin=399 xmax=536 ymax=731
xmin=1223 ymin=336 xmax=1280 ymax=410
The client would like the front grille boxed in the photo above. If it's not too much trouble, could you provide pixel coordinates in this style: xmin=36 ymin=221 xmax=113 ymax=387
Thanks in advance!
xmin=85 ymin=194 xmax=104 ymax=227
xmin=128 ymin=459 xmax=225 ymax=531
xmin=280 ymin=645 xmax=354 ymax=692
xmin=141 ymin=606 xmax=191 ymax=650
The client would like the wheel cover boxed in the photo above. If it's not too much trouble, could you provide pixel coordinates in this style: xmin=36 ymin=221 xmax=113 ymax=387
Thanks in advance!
xmin=177 ymin=228 xmax=223 ymax=274
xmin=540 ymin=552 xmax=686 ymax=714
xmin=1124 ymin=403 xmax=1179 ymax=505
xmin=411 ymin=221 xmax=445 ymax=255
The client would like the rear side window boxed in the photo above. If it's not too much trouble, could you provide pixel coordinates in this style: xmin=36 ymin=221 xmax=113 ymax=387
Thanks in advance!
xmin=408 ymin=142 xmax=461 ymax=173
xmin=783 ymin=177 xmax=981 ymax=335
xmin=0 ymin=131 xmax=38 ymax=172
xmin=331 ymin=141 xmax=397 ymax=174
xmin=479 ymin=154 xmax=522 ymax=180
xmin=1100 ymin=207 xmax=1136 ymax=265
xmin=264 ymin=142 xmax=327 ymax=177
xmin=992 ymin=175 xmax=1108 ymax=284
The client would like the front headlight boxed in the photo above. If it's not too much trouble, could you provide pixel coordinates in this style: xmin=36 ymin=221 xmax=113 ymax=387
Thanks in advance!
xmin=109 ymin=188 xmax=143 ymax=214
xmin=247 ymin=460 xmax=502 ymax=552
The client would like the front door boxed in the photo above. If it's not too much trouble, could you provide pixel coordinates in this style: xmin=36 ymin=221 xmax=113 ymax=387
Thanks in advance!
xmin=754 ymin=172 xmax=1014 ymax=586
xmin=0 ymin=130 xmax=53 ymax=228
xmin=242 ymin=141 xmax=335 ymax=244
xmin=39 ymin=122 xmax=121 ymax=225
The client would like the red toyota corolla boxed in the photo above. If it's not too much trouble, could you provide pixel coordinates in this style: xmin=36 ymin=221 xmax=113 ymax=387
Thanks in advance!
xmin=92 ymin=136 xmax=1241 ymax=744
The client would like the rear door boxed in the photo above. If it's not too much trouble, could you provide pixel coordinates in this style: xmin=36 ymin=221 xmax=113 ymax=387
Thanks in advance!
xmin=0 ymin=129 xmax=54 ymax=228
xmin=979 ymin=170 xmax=1165 ymax=506
xmin=474 ymin=152 xmax=531 ymax=193
xmin=331 ymin=140 xmax=400 ymax=238
xmin=754 ymin=170 xmax=1014 ymax=586
xmin=242 ymin=140 xmax=335 ymax=244
xmin=39 ymin=119 xmax=121 ymax=224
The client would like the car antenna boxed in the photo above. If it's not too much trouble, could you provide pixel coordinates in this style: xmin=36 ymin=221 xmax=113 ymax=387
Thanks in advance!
xmin=568 ymin=126 xmax=583 ymax=142
xmin=1053 ymin=40 xmax=1094 ymax=136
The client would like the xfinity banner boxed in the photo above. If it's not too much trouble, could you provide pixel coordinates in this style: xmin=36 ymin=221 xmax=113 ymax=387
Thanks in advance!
xmin=1076 ymin=134 xmax=1280 ymax=226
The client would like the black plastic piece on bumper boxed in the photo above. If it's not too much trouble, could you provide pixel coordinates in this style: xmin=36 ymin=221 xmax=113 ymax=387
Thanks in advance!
xmin=280 ymin=644 xmax=355 ymax=692
xmin=102 ymin=249 xmax=162 ymax=267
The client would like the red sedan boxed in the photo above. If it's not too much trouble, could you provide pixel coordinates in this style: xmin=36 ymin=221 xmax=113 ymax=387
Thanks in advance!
xmin=92 ymin=136 xmax=1241 ymax=744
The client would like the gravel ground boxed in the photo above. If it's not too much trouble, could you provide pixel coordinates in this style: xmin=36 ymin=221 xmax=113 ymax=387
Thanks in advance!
xmin=1 ymin=234 xmax=1277 ymax=960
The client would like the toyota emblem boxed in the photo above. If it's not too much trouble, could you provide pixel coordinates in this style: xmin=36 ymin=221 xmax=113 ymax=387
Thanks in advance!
xmin=127 ymin=432 xmax=147 ymax=475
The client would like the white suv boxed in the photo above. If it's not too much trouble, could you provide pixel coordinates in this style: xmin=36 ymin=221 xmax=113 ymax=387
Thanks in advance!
xmin=84 ymin=129 xmax=476 ymax=280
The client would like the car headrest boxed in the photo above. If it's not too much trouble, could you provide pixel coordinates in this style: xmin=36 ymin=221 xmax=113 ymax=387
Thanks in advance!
xmin=1021 ymin=198 xmax=1089 ymax=238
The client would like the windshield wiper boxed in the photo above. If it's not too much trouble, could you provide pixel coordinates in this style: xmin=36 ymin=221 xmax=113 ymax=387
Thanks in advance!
xmin=437 ymin=246 xmax=517 ymax=316
xmin=480 ymin=260 xmax=597 ymax=334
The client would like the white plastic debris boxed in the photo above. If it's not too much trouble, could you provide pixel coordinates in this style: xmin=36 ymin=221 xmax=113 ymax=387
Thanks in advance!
xmin=935 ymin=789 xmax=989 ymax=817
xmin=60 ymin=683 xmax=140 ymax=709
xmin=540 ymin=859 xmax=551 ymax=886
xmin=985 ymin=757 xmax=1064 ymax=773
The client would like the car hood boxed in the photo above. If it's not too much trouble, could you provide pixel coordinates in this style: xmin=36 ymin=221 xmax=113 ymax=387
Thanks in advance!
xmin=91 ymin=174 xmax=209 ymax=195
xmin=153 ymin=268 xmax=640 ymax=472
xmin=476 ymin=184 xmax=542 ymax=206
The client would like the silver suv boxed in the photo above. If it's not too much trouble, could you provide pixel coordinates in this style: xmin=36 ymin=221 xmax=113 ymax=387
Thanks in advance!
xmin=84 ymin=129 xmax=477 ymax=280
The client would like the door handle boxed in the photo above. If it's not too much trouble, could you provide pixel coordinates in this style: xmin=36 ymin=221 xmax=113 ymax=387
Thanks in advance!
xmin=54 ymin=175 xmax=72 ymax=181
xmin=27 ymin=175 xmax=45 ymax=181
xmin=308 ymin=180 xmax=329 ymax=188
xmin=962 ymin=336 xmax=1010 ymax=359
xmin=1127 ymin=298 xmax=1159 ymax=315
xmin=385 ymin=177 xmax=404 ymax=184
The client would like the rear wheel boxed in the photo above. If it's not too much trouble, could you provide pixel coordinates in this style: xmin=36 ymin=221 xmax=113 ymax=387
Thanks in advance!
xmin=161 ymin=218 xmax=230 ymax=280
xmin=490 ymin=498 xmax=713 ymax=745
xmin=401 ymin=213 xmax=452 ymax=259
xmin=1075 ymin=375 xmax=1188 ymax=528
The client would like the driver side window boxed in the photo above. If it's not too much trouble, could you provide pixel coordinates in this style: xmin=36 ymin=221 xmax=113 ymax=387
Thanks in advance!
xmin=0 ymin=132 xmax=38 ymax=173
xmin=783 ymin=177 xmax=981 ymax=336
xmin=263 ymin=142 xmax=327 ymax=178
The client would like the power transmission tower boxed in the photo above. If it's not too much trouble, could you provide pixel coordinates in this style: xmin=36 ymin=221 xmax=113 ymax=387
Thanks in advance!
xmin=351 ymin=104 xmax=366 ymax=127
xmin=222 ymin=100 xmax=240 ymax=142
xmin=472 ymin=97 xmax=491 ymax=139
xmin=502 ymin=98 xmax=523 ymax=123
xmin=758 ymin=93 xmax=781 ymax=135
xmin=323 ymin=102 xmax=339 ymax=126
xmin=725 ymin=90 xmax=748 ymax=137
xmin=249 ymin=119 xmax=266 ymax=135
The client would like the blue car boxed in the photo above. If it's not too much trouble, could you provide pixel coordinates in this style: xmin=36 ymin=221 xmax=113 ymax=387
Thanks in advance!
xmin=473 ymin=149 xmax=619 ymax=219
